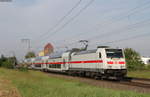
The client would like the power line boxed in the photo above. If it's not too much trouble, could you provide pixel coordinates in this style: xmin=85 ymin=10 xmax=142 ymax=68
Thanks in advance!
xmin=87 ymin=18 xmax=150 ymax=41
xmin=56 ymin=18 xmax=150 ymax=48
xmin=37 ymin=0 xmax=95 ymax=46
xmin=53 ymin=1 xmax=150 ymax=45
xmin=101 ymin=0 xmax=150 ymax=26
xmin=55 ymin=32 xmax=150 ymax=51
xmin=35 ymin=0 xmax=150 ymax=51
xmin=34 ymin=0 xmax=83 ymax=41
xmin=91 ymin=32 xmax=150 ymax=46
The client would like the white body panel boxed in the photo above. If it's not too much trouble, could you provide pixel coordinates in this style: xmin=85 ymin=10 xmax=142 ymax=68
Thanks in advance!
xmin=70 ymin=52 xmax=102 ymax=70
xmin=105 ymin=58 xmax=126 ymax=69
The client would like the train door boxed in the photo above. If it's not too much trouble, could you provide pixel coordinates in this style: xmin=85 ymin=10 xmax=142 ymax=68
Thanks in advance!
xmin=41 ymin=59 xmax=47 ymax=71
xmin=62 ymin=57 xmax=69 ymax=70
xmin=96 ymin=50 xmax=103 ymax=69
xmin=62 ymin=52 xmax=71 ymax=71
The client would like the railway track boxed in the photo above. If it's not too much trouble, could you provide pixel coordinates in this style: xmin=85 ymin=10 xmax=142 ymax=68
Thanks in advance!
xmin=119 ymin=81 xmax=150 ymax=89
xmin=132 ymin=77 xmax=150 ymax=81
xmin=118 ymin=77 xmax=150 ymax=88
xmin=45 ymin=72 xmax=150 ymax=93
xmin=119 ymin=80 xmax=150 ymax=89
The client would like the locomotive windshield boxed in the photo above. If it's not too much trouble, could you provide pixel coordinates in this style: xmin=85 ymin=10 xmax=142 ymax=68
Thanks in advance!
xmin=106 ymin=49 xmax=123 ymax=58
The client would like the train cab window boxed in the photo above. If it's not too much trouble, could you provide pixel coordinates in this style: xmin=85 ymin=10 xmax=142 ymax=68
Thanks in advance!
xmin=106 ymin=49 xmax=123 ymax=58
xmin=99 ymin=53 xmax=101 ymax=58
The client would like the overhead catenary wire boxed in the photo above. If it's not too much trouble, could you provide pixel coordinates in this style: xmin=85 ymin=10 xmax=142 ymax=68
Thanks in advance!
xmin=90 ymin=32 xmax=150 ymax=47
xmin=52 ymin=0 xmax=150 ymax=45
xmin=35 ymin=0 xmax=150 ymax=52
xmin=34 ymin=0 xmax=83 ymax=41
xmin=87 ymin=18 xmax=150 ymax=41
xmin=36 ymin=0 xmax=95 ymax=46
xmin=55 ymin=18 xmax=150 ymax=49
xmin=54 ymin=32 xmax=150 ymax=52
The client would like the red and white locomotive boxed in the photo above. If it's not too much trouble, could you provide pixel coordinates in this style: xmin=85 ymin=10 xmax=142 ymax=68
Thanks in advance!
xmin=25 ymin=46 xmax=127 ymax=79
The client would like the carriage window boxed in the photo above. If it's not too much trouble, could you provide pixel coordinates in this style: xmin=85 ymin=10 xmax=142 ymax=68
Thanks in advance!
xmin=49 ymin=64 xmax=61 ymax=68
xmin=35 ymin=64 xmax=41 ymax=67
xmin=99 ymin=53 xmax=101 ymax=58
xmin=56 ymin=64 xmax=61 ymax=68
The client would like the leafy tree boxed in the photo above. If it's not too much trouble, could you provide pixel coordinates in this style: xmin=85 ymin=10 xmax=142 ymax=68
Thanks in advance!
xmin=124 ymin=48 xmax=144 ymax=70
xmin=9 ymin=56 xmax=18 ymax=66
xmin=0 ymin=55 xmax=6 ymax=67
xmin=0 ymin=54 xmax=18 ymax=69
xmin=25 ymin=51 xmax=36 ymax=59
xmin=2 ymin=59 xmax=14 ymax=69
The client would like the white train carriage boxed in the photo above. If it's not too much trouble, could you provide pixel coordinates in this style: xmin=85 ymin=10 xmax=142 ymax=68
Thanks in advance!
xmin=25 ymin=46 xmax=127 ymax=79
xmin=46 ymin=52 xmax=64 ymax=72
xmin=62 ymin=46 xmax=127 ymax=78
xmin=47 ymin=58 xmax=63 ymax=72
xmin=32 ymin=56 xmax=49 ymax=70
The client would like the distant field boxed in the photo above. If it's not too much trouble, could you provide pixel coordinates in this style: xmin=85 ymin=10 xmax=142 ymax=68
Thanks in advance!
xmin=128 ymin=70 xmax=150 ymax=79
xmin=0 ymin=68 xmax=149 ymax=97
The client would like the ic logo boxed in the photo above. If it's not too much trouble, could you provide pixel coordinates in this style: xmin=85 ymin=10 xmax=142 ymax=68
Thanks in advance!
xmin=0 ymin=0 xmax=12 ymax=2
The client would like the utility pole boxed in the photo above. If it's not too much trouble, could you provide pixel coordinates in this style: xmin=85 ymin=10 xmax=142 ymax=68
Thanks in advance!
xmin=21 ymin=38 xmax=31 ymax=52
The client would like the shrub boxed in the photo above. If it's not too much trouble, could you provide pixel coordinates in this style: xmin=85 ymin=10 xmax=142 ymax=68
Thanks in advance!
xmin=1 ymin=60 xmax=14 ymax=69
xmin=145 ymin=65 xmax=150 ymax=70
xmin=124 ymin=48 xmax=145 ymax=71
xmin=18 ymin=66 xmax=28 ymax=72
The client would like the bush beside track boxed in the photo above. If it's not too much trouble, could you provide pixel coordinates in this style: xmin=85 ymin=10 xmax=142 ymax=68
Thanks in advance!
xmin=0 ymin=68 xmax=149 ymax=97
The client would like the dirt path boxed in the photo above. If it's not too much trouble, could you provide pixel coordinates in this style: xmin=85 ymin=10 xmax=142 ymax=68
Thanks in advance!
xmin=46 ymin=72 xmax=150 ymax=94
xmin=0 ymin=78 xmax=21 ymax=97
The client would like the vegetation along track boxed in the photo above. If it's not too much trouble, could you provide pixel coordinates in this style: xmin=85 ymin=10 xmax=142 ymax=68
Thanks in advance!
xmin=45 ymin=72 xmax=150 ymax=93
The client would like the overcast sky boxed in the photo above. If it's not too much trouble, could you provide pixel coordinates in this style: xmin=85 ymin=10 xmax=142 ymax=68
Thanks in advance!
xmin=0 ymin=0 xmax=150 ymax=59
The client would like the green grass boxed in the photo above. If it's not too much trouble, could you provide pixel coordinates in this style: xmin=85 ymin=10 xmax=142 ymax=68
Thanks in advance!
xmin=0 ymin=68 xmax=149 ymax=97
xmin=128 ymin=70 xmax=150 ymax=79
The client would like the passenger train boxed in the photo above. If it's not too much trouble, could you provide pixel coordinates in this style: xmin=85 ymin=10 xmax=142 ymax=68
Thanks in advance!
xmin=24 ymin=46 xmax=127 ymax=79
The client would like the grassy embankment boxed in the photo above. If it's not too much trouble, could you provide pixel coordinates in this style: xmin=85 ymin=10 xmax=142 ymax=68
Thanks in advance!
xmin=0 ymin=77 xmax=21 ymax=97
xmin=128 ymin=70 xmax=150 ymax=79
xmin=0 ymin=68 xmax=149 ymax=97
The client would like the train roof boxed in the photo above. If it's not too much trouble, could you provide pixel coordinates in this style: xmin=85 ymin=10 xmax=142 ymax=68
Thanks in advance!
xmin=74 ymin=49 xmax=97 ymax=55
xmin=49 ymin=51 xmax=63 ymax=59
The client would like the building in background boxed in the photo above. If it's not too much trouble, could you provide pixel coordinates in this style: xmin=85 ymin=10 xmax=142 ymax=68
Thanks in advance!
xmin=44 ymin=43 xmax=54 ymax=56
xmin=141 ymin=57 xmax=150 ymax=66
xmin=38 ymin=51 xmax=45 ymax=57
